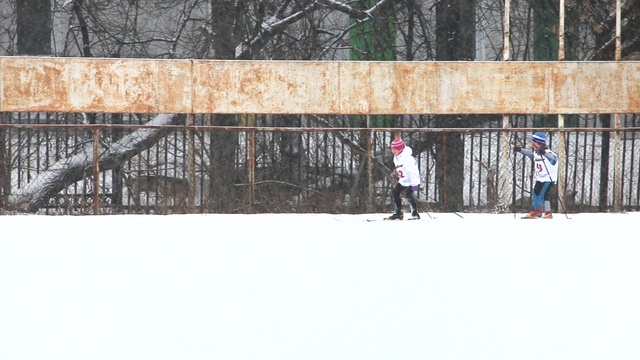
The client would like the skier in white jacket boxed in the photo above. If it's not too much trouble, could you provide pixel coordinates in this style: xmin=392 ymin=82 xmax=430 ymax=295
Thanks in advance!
xmin=387 ymin=138 xmax=421 ymax=220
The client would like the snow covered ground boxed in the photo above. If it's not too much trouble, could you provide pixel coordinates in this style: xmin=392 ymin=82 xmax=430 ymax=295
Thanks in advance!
xmin=2 ymin=212 xmax=640 ymax=360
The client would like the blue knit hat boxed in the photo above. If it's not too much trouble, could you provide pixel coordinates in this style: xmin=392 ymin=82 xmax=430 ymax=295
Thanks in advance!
xmin=531 ymin=132 xmax=547 ymax=145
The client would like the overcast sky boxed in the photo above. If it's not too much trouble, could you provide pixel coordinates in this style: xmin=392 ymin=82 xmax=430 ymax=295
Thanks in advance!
xmin=2 ymin=212 xmax=640 ymax=360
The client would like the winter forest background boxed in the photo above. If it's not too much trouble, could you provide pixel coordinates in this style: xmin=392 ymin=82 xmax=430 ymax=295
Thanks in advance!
xmin=1 ymin=0 xmax=640 ymax=215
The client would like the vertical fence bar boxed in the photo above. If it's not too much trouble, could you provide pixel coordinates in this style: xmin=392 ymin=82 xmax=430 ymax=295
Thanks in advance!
xmin=557 ymin=116 xmax=566 ymax=212
xmin=442 ymin=132 xmax=448 ymax=206
xmin=366 ymin=115 xmax=373 ymax=212
xmin=187 ymin=114 xmax=196 ymax=212
xmin=613 ymin=0 xmax=622 ymax=211
xmin=366 ymin=128 xmax=374 ymax=212
xmin=92 ymin=127 xmax=100 ymax=215
xmin=0 ymin=116 xmax=5 ymax=212
xmin=248 ymin=129 xmax=256 ymax=213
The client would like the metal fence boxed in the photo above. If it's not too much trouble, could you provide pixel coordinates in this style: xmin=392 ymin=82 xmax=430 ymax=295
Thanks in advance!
xmin=1 ymin=112 xmax=639 ymax=215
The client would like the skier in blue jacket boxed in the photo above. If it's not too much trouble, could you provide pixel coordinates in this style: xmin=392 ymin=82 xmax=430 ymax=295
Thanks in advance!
xmin=514 ymin=132 xmax=559 ymax=219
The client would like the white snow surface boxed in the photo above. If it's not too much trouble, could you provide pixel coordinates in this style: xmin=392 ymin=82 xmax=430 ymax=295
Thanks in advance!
xmin=2 ymin=212 xmax=640 ymax=360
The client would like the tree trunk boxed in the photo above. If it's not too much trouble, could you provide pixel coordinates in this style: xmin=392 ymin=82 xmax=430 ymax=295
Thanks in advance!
xmin=8 ymin=114 xmax=184 ymax=213
xmin=205 ymin=0 xmax=244 ymax=212
xmin=533 ymin=0 xmax=558 ymax=128
xmin=591 ymin=2 xmax=616 ymax=211
xmin=16 ymin=0 xmax=52 ymax=55
xmin=434 ymin=0 xmax=475 ymax=211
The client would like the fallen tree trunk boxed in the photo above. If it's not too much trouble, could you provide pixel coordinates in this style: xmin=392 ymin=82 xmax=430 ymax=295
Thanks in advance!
xmin=9 ymin=114 xmax=184 ymax=213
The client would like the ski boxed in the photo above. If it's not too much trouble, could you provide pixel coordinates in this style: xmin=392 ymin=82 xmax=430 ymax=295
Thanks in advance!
xmin=367 ymin=217 xmax=421 ymax=222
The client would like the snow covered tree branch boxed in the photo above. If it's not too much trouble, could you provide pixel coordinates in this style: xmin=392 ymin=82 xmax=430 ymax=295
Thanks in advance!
xmin=9 ymin=114 xmax=185 ymax=213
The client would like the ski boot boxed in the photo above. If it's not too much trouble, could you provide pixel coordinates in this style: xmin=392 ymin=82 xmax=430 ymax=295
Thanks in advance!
xmin=521 ymin=210 xmax=543 ymax=219
xmin=385 ymin=211 xmax=404 ymax=220
xmin=408 ymin=204 xmax=420 ymax=220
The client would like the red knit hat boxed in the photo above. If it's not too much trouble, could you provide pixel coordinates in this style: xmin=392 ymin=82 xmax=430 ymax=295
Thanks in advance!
xmin=391 ymin=138 xmax=405 ymax=152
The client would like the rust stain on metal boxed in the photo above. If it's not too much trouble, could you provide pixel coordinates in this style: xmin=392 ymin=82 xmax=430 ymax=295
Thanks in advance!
xmin=2 ymin=58 xmax=63 ymax=111
xmin=369 ymin=62 xmax=429 ymax=114
xmin=94 ymin=59 xmax=157 ymax=112
xmin=3 ymin=57 xmax=640 ymax=114
xmin=2 ymin=57 xmax=161 ymax=113
xmin=194 ymin=61 xmax=340 ymax=114
xmin=552 ymin=62 xmax=628 ymax=114
xmin=338 ymin=62 xmax=371 ymax=114
xmin=624 ymin=63 xmax=640 ymax=112
xmin=426 ymin=62 xmax=550 ymax=114
xmin=156 ymin=60 xmax=192 ymax=113
xmin=366 ymin=62 xmax=551 ymax=114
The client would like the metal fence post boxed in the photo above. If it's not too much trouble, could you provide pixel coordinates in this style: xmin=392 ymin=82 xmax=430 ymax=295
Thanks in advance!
xmin=366 ymin=128 xmax=373 ymax=212
xmin=92 ymin=127 xmax=100 ymax=215
xmin=187 ymin=114 xmax=196 ymax=211
xmin=248 ymin=129 xmax=256 ymax=213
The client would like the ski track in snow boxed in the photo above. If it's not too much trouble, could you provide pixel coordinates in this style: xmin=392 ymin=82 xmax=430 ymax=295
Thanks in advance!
xmin=1 ymin=212 xmax=639 ymax=360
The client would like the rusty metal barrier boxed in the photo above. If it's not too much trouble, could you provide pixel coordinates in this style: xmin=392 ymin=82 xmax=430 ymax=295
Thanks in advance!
xmin=2 ymin=58 xmax=640 ymax=115
xmin=1 ymin=113 xmax=639 ymax=215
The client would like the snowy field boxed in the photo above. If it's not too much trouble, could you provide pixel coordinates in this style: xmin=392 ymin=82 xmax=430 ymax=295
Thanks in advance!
xmin=2 ymin=212 xmax=640 ymax=360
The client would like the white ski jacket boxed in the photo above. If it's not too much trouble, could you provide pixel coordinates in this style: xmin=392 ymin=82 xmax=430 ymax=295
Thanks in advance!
xmin=393 ymin=146 xmax=421 ymax=187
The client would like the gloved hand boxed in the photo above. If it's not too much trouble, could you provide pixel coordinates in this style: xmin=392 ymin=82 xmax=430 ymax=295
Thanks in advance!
xmin=535 ymin=147 xmax=546 ymax=156
xmin=410 ymin=185 xmax=420 ymax=193
xmin=513 ymin=145 xmax=522 ymax=153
